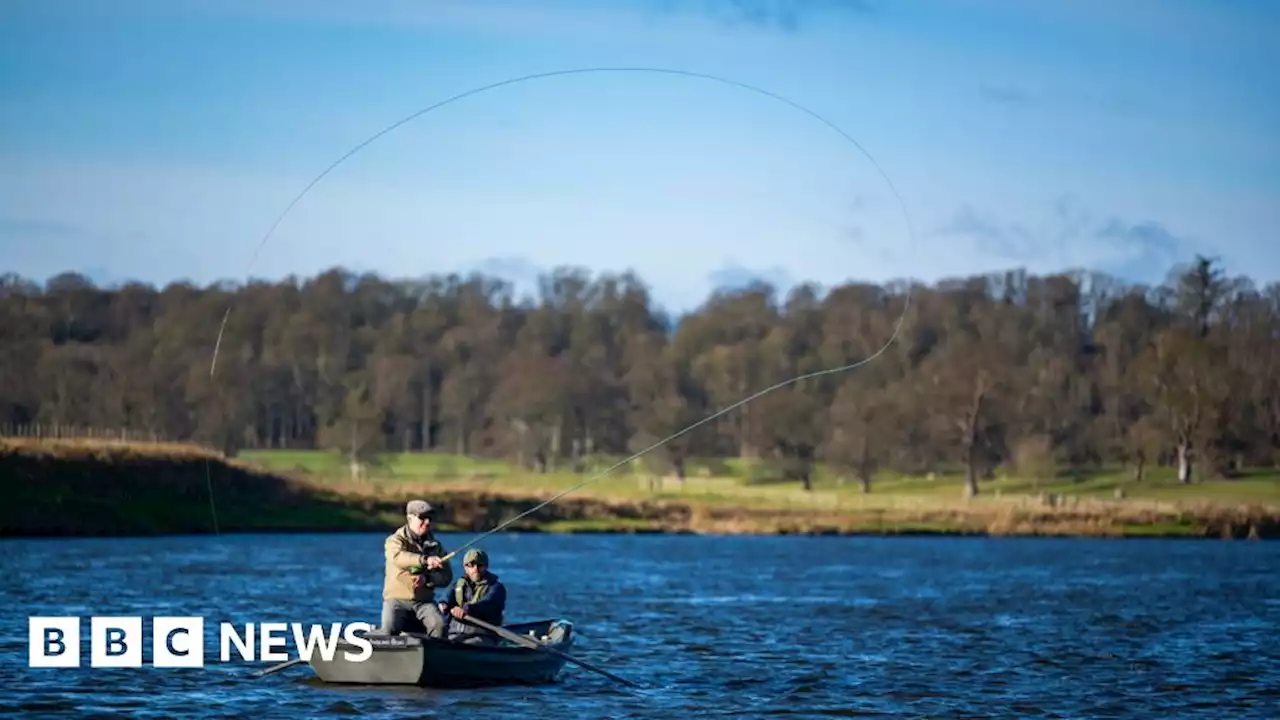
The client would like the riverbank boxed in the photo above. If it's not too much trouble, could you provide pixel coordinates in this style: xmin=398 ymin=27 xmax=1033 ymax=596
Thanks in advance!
xmin=3 ymin=439 xmax=1278 ymax=539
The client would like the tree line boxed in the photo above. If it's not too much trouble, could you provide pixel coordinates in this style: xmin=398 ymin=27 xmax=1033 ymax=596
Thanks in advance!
xmin=2 ymin=255 xmax=1277 ymax=494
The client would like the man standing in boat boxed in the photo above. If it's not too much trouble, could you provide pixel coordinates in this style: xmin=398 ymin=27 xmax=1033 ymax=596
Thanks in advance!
xmin=439 ymin=548 xmax=508 ymax=645
xmin=381 ymin=499 xmax=454 ymax=637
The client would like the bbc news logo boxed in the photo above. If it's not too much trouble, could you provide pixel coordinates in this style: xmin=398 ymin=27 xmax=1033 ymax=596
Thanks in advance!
xmin=29 ymin=616 xmax=374 ymax=668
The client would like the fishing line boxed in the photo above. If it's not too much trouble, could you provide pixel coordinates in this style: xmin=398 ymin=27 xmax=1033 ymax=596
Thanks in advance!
xmin=202 ymin=66 xmax=917 ymax=542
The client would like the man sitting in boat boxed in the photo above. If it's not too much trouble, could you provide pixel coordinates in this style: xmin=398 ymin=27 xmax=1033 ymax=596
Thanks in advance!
xmin=381 ymin=499 xmax=454 ymax=637
xmin=438 ymin=549 xmax=508 ymax=645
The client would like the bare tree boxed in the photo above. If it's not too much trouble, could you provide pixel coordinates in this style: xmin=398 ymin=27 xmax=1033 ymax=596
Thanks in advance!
xmin=3 ymin=252 xmax=1277 ymax=487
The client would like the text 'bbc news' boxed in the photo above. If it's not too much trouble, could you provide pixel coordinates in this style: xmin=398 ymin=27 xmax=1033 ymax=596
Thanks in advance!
xmin=28 ymin=617 xmax=375 ymax=668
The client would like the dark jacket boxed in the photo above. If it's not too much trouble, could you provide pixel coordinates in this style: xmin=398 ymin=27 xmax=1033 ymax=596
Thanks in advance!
xmin=383 ymin=525 xmax=453 ymax=602
xmin=442 ymin=570 xmax=506 ymax=627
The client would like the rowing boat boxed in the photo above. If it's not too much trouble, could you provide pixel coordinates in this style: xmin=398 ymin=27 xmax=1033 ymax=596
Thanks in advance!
xmin=308 ymin=619 xmax=575 ymax=688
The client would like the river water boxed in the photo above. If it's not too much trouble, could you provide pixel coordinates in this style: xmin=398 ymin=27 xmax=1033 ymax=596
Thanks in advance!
xmin=2 ymin=532 xmax=1277 ymax=719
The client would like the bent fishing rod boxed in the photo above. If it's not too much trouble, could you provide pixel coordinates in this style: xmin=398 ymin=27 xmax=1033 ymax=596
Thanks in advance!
xmin=201 ymin=65 xmax=916 ymax=548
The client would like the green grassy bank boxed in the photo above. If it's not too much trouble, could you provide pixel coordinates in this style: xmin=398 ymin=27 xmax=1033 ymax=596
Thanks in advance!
xmin=3 ymin=439 xmax=1279 ymax=539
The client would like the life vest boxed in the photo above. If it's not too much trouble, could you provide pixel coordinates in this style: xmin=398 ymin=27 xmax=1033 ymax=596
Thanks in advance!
xmin=454 ymin=575 xmax=491 ymax=607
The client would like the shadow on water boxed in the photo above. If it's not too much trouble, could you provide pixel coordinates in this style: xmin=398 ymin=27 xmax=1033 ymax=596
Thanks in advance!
xmin=2 ymin=534 xmax=1279 ymax=719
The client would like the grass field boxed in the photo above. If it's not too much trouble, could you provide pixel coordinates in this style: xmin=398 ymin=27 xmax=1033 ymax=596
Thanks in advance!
xmin=236 ymin=448 xmax=1280 ymax=512
xmin=6 ymin=438 xmax=1277 ymax=538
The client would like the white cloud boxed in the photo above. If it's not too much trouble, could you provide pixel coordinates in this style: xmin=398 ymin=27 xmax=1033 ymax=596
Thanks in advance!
xmin=929 ymin=197 xmax=1196 ymax=282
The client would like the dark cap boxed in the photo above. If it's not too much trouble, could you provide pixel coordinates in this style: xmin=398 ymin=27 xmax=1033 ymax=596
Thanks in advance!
xmin=406 ymin=499 xmax=434 ymax=517
xmin=463 ymin=549 xmax=489 ymax=566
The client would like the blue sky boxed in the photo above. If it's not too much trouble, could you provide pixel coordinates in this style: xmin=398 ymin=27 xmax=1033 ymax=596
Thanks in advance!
xmin=1 ymin=0 xmax=1276 ymax=312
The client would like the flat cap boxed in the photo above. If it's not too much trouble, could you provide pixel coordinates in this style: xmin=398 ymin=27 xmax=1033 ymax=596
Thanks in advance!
xmin=405 ymin=499 xmax=434 ymax=516
xmin=463 ymin=549 xmax=489 ymax=566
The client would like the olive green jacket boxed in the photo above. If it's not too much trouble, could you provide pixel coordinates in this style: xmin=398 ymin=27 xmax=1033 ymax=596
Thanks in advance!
xmin=382 ymin=525 xmax=454 ymax=602
xmin=442 ymin=571 xmax=506 ymax=626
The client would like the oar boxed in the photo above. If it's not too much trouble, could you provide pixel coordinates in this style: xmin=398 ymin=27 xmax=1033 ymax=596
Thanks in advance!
xmin=459 ymin=615 xmax=643 ymax=690
xmin=250 ymin=657 xmax=305 ymax=678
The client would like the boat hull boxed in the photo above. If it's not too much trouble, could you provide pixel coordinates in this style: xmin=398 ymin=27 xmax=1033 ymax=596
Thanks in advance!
xmin=309 ymin=619 xmax=574 ymax=688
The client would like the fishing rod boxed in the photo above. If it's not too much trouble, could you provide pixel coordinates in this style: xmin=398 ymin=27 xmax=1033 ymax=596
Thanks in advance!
xmin=214 ymin=68 xmax=917 ymax=697
xmin=203 ymin=65 xmax=917 ymax=547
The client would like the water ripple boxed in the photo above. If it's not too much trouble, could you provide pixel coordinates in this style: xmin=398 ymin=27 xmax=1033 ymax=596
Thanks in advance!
xmin=2 ymin=534 xmax=1277 ymax=719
